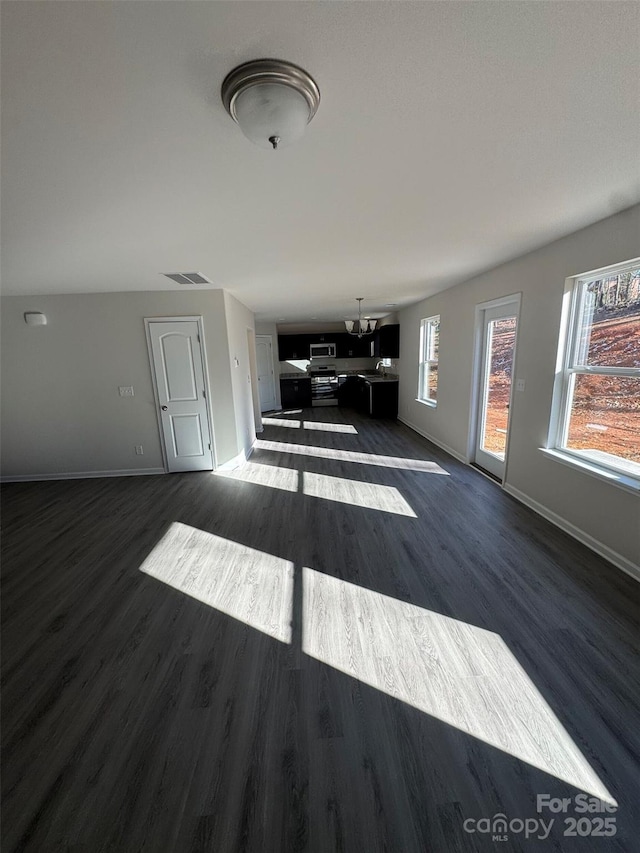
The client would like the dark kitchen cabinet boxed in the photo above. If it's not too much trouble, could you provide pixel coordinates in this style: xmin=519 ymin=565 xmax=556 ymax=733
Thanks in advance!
xmin=341 ymin=376 xmax=399 ymax=418
xmin=360 ymin=379 xmax=398 ymax=418
xmin=373 ymin=324 xmax=400 ymax=359
xmin=337 ymin=375 xmax=360 ymax=407
xmin=278 ymin=335 xmax=309 ymax=361
xmin=335 ymin=333 xmax=351 ymax=358
xmin=336 ymin=332 xmax=375 ymax=359
xmin=306 ymin=333 xmax=334 ymax=345
xmin=278 ymin=330 xmax=381 ymax=361
xmin=280 ymin=377 xmax=312 ymax=408
xmin=369 ymin=380 xmax=398 ymax=418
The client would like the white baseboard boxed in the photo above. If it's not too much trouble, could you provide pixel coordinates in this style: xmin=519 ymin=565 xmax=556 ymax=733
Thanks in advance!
xmin=1 ymin=467 xmax=165 ymax=483
xmin=398 ymin=416 xmax=469 ymax=464
xmin=503 ymin=484 xmax=640 ymax=583
xmin=399 ymin=414 xmax=639 ymax=583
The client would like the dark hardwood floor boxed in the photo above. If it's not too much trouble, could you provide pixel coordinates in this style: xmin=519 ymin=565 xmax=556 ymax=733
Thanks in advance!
xmin=2 ymin=408 xmax=639 ymax=852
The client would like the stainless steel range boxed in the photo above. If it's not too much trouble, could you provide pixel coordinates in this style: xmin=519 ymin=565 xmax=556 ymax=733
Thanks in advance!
xmin=309 ymin=365 xmax=338 ymax=407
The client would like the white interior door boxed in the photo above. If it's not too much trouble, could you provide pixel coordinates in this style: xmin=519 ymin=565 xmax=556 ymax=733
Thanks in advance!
xmin=148 ymin=320 xmax=213 ymax=472
xmin=256 ymin=335 xmax=277 ymax=412
xmin=474 ymin=303 xmax=519 ymax=480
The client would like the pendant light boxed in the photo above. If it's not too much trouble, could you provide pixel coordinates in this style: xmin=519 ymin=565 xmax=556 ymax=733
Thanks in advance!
xmin=221 ymin=59 xmax=320 ymax=150
xmin=345 ymin=299 xmax=377 ymax=338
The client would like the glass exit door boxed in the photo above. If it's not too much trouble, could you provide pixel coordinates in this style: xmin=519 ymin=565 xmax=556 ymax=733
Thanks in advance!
xmin=474 ymin=303 xmax=519 ymax=480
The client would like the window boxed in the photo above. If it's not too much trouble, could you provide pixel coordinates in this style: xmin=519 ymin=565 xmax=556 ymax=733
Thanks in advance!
xmin=418 ymin=316 xmax=439 ymax=405
xmin=551 ymin=259 xmax=640 ymax=483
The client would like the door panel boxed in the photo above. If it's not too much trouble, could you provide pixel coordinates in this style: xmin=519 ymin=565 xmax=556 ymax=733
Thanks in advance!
xmin=474 ymin=304 xmax=519 ymax=480
xmin=148 ymin=320 xmax=213 ymax=472
xmin=170 ymin=413 xmax=205 ymax=457
xmin=160 ymin=335 xmax=198 ymax=401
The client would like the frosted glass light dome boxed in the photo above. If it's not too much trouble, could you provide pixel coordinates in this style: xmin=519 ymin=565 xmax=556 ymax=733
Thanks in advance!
xmin=233 ymin=83 xmax=310 ymax=149
xmin=221 ymin=59 xmax=320 ymax=151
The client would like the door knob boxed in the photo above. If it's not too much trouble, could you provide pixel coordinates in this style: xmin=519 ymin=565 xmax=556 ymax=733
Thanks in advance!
xmin=161 ymin=405 xmax=168 ymax=411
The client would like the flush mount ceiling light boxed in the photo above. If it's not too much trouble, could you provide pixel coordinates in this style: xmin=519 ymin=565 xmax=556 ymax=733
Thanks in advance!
xmin=345 ymin=298 xmax=377 ymax=338
xmin=221 ymin=59 xmax=320 ymax=150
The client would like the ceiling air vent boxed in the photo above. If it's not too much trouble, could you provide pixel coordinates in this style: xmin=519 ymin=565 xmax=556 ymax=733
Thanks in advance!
xmin=162 ymin=272 xmax=212 ymax=285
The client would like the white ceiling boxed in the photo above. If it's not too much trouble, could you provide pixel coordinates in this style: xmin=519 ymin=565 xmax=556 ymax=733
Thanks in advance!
xmin=2 ymin=1 xmax=639 ymax=323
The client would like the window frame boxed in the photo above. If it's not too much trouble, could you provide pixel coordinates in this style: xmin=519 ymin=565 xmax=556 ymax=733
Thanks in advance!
xmin=547 ymin=257 xmax=640 ymax=489
xmin=417 ymin=315 xmax=440 ymax=407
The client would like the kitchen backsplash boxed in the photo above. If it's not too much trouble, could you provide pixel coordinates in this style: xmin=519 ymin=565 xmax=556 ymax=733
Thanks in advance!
xmin=279 ymin=356 xmax=393 ymax=375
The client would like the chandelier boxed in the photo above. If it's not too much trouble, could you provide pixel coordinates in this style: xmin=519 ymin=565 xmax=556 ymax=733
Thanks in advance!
xmin=345 ymin=298 xmax=377 ymax=338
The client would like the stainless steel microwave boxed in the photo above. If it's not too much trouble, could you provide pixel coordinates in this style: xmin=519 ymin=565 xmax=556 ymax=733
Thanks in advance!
xmin=310 ymin=342 xmax=336 ymax=358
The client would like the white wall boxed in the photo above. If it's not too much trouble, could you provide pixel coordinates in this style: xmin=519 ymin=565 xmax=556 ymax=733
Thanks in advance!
xmin=398 ymin=205 xmax=640 ymax=573
xmin=0 ymin=290 xmax=248 ymax=477
xmin=378 ymin=312 xmax=399 ymax=326
xmin=223 ymin=291 xmax=258 ymax=460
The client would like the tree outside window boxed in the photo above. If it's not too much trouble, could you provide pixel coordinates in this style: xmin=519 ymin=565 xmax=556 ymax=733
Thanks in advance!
xmin=418 ymin=316 xmax=439 ymax=405
xmin=554 ymin=261 xmax=640 ymax=480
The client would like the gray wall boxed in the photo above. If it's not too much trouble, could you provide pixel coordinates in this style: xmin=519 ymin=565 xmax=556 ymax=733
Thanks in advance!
xmin=1 ymin=290 xmax=251 ymax=476
xmin=397 ymin=205 xmax=640 ymax=572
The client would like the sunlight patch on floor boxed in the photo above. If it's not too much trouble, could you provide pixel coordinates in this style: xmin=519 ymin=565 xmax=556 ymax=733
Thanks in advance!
xmin=262 ymin=417 xmax=358 ymax=435
xmin=302 ymin=421 xmax=358 ymax=434
xmin=217 ymin=463 xmax=417 ymax=516
xmin=302 ymin=568 xmax=615 ymax=804
xmin=255 ymin=439 xmax=450 ymax=475
xmin=140 ymin=522 xmax=294 ymax=643
xmin=217 ymin=462 xmax=299 ymax=492
xmin=303 ymin=471 xmax=416 ymax=516
xmin=262 ymin=417 xmax=301 ymax=429
xmin=140 ymin=524 xmax=614 ymax=803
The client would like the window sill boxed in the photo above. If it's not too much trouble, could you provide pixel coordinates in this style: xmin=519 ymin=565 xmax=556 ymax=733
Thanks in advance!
xmin=416 ymin=398 xmax=437 ymax=409
xmin=539 ymin=447 xmax=640 ymax=495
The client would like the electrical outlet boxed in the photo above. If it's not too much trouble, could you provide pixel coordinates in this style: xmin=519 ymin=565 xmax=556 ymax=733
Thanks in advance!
xmin=135 ymin=445 xmax=144 ymax=455
xmin=119 ymin=386 xmax=134 ymax=397
xmin=515 ymin=379 xmax=525 ymax=392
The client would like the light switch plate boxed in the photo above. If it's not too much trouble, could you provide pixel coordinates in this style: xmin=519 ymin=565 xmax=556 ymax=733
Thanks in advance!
xmin=516 ymin=379 xmax=525 ymax=392
xmin=119 ymin=386 xmax=134 ymax=397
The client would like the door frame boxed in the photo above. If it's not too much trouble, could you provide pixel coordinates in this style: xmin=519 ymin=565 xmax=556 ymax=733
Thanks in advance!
xmin=144 ymin=315 xmax=216 ymax=472
xmin=255 ymin=334 xmax=278 ymax=414
xmin=467 ymin=293 xmax=522 ymax=483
